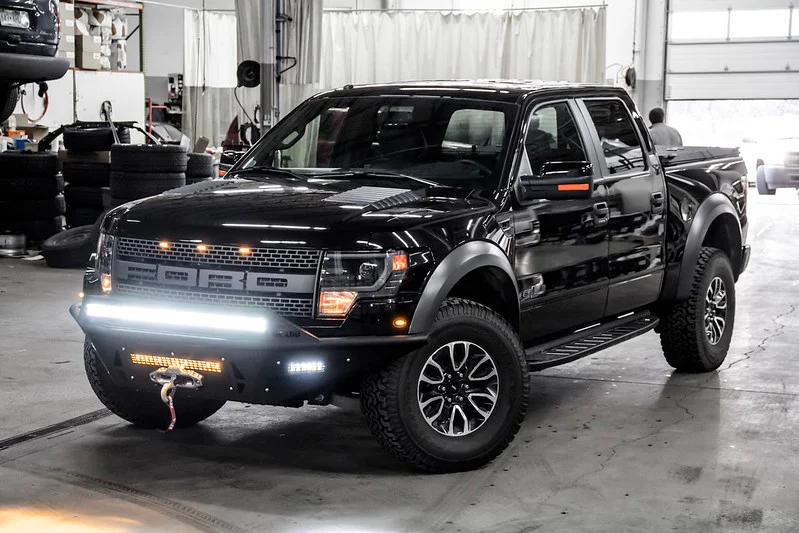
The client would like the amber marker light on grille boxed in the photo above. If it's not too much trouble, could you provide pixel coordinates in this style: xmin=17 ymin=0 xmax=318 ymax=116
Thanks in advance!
xmin=159 ymin=241 xmax=170 ymax=249
xmin=131 ymin=353 xmax=223 ymax=373
xmin=393 ymin=317 xmax=408 ymax=328
xmin=196 ymin=244 xmax=208 ymax=253
xmin=239 ymin=246 xmax=251 ymax=256
xmin=392 ymin=253 xmax=408 ymax=271
xmin=101 ymin=274 xmax=112 ymax=293
xmin=318 ymin=291 xmax=357 ymax=317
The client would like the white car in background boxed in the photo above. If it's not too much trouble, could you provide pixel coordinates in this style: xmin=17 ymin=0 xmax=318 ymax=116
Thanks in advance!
xmin=738 ymin=117 xmax=799 ymax=195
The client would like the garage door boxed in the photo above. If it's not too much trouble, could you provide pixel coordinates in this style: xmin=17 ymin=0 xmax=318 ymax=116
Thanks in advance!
xmin=666 ymin=0 xmax=799 ymax=100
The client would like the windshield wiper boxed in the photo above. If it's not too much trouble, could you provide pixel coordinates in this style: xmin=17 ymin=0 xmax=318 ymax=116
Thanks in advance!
xmin=225 ymin=166 xmax=306 ymax=181
xmin=317 ymin=169 xmax=442 ymax=187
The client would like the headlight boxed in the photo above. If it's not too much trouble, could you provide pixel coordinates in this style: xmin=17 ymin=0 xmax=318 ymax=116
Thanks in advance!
xmin=96 ymin=232 xmax=115 ymax=293
xmin=317 ymin=251 xmax=408 ymax=317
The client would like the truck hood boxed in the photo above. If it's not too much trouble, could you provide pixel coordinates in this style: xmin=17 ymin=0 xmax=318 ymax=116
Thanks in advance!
xmin=114 ymin=176 xmax=497 ymax=249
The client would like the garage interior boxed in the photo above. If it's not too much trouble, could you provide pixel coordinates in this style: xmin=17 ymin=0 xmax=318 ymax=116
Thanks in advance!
xmin=1 ymin=0 xmax=798 ymax=532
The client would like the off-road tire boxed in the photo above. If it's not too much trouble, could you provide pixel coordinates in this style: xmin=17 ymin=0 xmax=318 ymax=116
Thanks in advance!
xmin=361 ymin=298 xmax=529 ymax=473
xmin=41 ymin=225 xmax=94 ymax=268
xmin=186 ymin=152 xmax=214 ymax=177
xmin=0 ymin=195 xmax=65 ymax=220
xmin=659 ymin=247 xmax=736 ymax=372
xmin=0 ymin=85 xmax=18 ymax=123
xmin=84 ymin=338 xmax=226 ymax=429
xmin=110 ymin=171 xmax=185 ymax=199
xmin=0 ymin=151 xmax=59 ymax=177
xmin=756 ymin=166 xmax=775 ymax=195
xmin=64 ymin=184 xmax=105 ymax=208
xmin=62 ymin=162 xmax=111 ymax=187
xmin=66 ymin=207 xmax=104 ymax=227
xmin=0 ymin=174 xmax=63 ymax=199
xmin=63 ymin=127 xmax=130 ymax=152
xmin=111 ymin=144 xmax=189 ymax=173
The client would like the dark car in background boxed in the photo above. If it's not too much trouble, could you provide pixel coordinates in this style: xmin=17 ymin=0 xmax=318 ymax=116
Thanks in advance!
xmin=0 ymin=0 xmax=69 ymax=122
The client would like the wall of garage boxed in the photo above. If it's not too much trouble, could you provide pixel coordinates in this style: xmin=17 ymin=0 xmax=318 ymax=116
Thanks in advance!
xmin=142 ymin=0 xmax=235 ymax=103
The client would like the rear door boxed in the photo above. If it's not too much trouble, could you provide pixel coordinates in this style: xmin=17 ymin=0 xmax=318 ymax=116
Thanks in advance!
xmin=576 ymin=97 xmax=666 ymax=317
xmin=511 ymin=99 xmax=610 ymax=343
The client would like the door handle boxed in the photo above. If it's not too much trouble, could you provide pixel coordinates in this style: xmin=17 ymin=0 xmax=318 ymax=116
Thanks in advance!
xmin=651 ymin=192 xmax=665 ymax=214
xmin=593 ymin=202 xmax=609 ymax=226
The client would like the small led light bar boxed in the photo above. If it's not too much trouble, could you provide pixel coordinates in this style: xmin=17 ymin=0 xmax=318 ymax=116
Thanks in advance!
xmin=287 ymin=361 xmax=325 ymax=373
xmin=131 ymin=353 xmax=223 ymax=373
xmin=84 ymin=302 xmax=268 ymax=333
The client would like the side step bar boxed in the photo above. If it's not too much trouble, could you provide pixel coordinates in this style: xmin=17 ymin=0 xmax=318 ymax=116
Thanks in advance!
xmin=525 ymin=311 xmax=659 ymax=372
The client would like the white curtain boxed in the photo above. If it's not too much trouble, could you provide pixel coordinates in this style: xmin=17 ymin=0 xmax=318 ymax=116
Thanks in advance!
xmin=183 ymin=10 xmax=238 ymax=146
xmin=278 ymin=8 xmax=606 ymax=114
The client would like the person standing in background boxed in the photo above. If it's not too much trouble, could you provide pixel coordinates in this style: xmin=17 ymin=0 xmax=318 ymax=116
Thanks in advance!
xmin=649 ymin=107 xmax=683 ymax=146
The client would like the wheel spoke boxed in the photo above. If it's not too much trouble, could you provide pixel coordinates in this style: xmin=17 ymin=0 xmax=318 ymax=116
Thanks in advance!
xmin=421 ymin=396 xmax=445 ymax=425
xmin=420 ymin=359 xmax=445 ymax=385
xmin=447 ymin=404 xmax=469 ymax=436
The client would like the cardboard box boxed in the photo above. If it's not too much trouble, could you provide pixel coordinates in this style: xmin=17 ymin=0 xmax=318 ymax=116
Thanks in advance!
xmin=89 ymin=25 xmax=112 ymax=45
xmin=59 ymin=3 xmax=75 ymax=36
xmin=77 ymin=50 xmax=103 ymax=70
xmin=76 ymin=34 xmax=102 ymax=54
xmin=58 ymin=34 xmax=75 ymax=53
xmin=56 ymin=49 xmax=75 ymax=69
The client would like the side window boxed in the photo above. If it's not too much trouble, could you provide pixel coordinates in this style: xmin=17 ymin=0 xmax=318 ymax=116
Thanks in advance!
xmin=524 ymin=102 xmax=588 ymax=176
xmin=583 ymin=100 xmax=646 ymax=175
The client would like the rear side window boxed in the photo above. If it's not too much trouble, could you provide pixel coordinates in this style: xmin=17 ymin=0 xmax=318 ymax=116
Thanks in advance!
xmin=583 ymin=100 xmax=646 ymax=175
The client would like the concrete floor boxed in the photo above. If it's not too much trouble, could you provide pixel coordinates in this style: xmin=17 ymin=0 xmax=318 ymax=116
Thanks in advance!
xmin=1 ymin=191 xmax=797 ymax=533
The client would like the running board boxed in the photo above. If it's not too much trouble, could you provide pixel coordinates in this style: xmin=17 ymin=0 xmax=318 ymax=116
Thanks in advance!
xmin=525 ymin=311 xmax=659 ymax=372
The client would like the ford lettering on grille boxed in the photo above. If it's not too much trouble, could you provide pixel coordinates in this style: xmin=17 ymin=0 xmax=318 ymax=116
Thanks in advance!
xmin=113 ymin=239 xmax=321 ymax=318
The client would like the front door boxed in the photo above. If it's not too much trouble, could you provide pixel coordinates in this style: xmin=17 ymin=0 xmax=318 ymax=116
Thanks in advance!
xmin=511 ymin=100 xmax=610 ymax=344
xmin=577 ymin=98 xmax=666 ymax=317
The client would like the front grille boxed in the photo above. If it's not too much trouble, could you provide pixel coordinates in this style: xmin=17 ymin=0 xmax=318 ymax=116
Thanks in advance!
xmin=113 ymin=238 xmax=321 ymax=318
xmin=116 ymin=283 xmax=314 ymax=317
xmin=117 ymin=237 xmax=320 ymax=271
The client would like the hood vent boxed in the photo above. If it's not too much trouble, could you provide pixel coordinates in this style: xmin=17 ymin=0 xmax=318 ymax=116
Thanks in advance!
xmin=324 ymin=186 xmax=421 ymax=208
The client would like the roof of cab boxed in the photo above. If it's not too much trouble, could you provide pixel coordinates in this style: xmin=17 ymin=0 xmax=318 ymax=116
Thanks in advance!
xmin=314 ymin=80 xmax=623 ymax=103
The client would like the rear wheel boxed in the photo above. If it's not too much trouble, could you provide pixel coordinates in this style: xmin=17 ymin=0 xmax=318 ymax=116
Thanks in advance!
xmin=659 ymin=247 xmax=736 ymax=372
xmin=361 ymin=298 xmax=529 ymax=473
xmin=84 ymin=338 xmax=225 ymax=429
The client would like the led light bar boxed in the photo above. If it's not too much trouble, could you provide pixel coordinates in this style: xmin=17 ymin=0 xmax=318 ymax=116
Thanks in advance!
xmin=84 ymin=302 xmax=268 ymax=333
xmin=131 ymin=353 xmax=223 ymax=373
xmin=288 ymin=361 xmax=325 ymax=373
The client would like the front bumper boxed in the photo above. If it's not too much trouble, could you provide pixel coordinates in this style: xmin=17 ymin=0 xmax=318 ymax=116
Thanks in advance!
xmin=0 ymin=52 xmax=68 ymax=83
xmin=70 ymin=299 xmax=428 ymax=406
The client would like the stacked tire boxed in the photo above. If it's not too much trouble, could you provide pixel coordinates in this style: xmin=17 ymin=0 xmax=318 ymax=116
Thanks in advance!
xmin=186 ymin=152 xmax=215 ymax=184
xmin=0 ymin=152 xmax=65 ymax=243
xmin=110 ymin=144 xmax=188 ymax=206
xmin=62 ymin=126 xmax=128 ymax=228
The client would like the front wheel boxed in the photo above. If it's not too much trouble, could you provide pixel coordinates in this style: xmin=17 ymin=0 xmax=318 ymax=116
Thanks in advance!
xmin=84 ymin=337 xmax=226 ymax=429
xmin=659 ymin=247 xmax=736 ymax=372
xmin=0 ymin=83 xmax=18 ymax=123
xmin=361 ymin=298 xmax=529 ymax=473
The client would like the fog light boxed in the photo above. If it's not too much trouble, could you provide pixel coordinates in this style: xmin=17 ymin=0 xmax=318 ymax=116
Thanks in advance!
xmin=288 ymin=361 xmax=325 ymax=373
xmin=131 ymin=353 xmax=223 ymax=373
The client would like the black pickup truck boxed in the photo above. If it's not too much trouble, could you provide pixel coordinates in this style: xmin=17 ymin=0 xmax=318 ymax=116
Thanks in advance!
xmin=72 ymin=82 xmax=749 ymax=473
xmin=0 ymin=0 xmax=69 ymax=122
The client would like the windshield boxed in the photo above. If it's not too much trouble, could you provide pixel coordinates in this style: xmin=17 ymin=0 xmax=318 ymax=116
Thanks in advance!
xmin=238 ymin=96 xmax=519 ymax=189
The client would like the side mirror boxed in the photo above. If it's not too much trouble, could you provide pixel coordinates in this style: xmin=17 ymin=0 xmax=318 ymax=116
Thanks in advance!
xmin=519 ymin=161 xmax=594 ymax=200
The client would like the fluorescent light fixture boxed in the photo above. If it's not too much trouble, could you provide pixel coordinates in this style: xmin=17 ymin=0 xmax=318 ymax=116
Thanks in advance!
xmin=84 ymin=302 xmax=268 ymax=333
xmin=288 ymin=361 xmax=325 ymax=373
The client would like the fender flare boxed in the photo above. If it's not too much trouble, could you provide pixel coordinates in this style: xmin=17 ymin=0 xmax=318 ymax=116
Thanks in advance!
xmin=408 ymin=241 xmax=519 ymax=335
xmin=669 ymin=192 xmax=742 ymax=301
